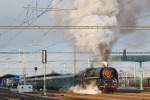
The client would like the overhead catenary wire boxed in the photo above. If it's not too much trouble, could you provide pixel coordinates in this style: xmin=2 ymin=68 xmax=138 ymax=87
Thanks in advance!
xmin=0 ymin=0 xmax=53 ymax=49
xmin=0 ymin=0 xmax=64 ymax=50
xmin=0 ymin=0 xmax=37 ymax=49
xmin=0 ymin=25 xmax=150 ymax=30
xmin=0 ymin=51 xmax=149 ymax=54
xmin=23 ymin=6 xmax=77 ymax=11
xmin=0 ymin=0 xmax=34 ymax=37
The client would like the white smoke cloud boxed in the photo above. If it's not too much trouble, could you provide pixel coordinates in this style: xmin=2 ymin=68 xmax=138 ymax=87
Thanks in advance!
xmin=117 ymin=0 xmax=150 ymax=33
xmin=70 ymin=85 xmax=101 ymax=95
xmin=51 ymin=0 xmax=150 ymax=62
xmin=52 ymin=0 xmax=119 ymax=62
xmin=70 ymin=80 xmax=102 ymax=95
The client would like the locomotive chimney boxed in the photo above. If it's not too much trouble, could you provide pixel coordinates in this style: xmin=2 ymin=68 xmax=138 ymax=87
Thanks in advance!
xmin=102 ymin=61 xmax=108 ymax=67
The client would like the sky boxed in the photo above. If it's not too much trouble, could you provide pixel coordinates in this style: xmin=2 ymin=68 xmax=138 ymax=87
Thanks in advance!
xmin=0 ymin=0 xmax=150 ymax=77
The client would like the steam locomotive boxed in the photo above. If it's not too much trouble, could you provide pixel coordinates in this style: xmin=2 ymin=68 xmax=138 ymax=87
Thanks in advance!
xmin=24 ymin=67 xmax=118 ymax=93
xmin=75 ymin=67 xmax=118 ymax=92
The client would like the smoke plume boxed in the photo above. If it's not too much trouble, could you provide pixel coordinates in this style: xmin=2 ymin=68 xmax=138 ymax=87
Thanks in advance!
xmin=51 ymin=0 xmax=149 ymax=62
xmin=117 ymin=0 xmax=150 ymax=33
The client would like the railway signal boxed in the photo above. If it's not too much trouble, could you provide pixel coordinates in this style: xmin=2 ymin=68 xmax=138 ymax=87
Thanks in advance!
xmin=42 ymin=50 xmax=47 ymax=64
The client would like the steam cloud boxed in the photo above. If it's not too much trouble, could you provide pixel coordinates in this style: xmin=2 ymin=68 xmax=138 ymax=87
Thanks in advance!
xmin=117 ymin=0 xmax=150 ymax=33
xmin=52 ymin=0 xmax=149 ymax=62
xmin=70 ymin=80 xmax=101 ymax=95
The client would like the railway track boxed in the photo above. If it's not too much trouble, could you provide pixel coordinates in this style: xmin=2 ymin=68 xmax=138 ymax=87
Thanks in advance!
xmin=1 ymin=88 xmax=150 ymax=100
xmin=45 ymin=92 xmax=150 ymax=100
xmin=0 ymin=88 xmax=60 ymax=100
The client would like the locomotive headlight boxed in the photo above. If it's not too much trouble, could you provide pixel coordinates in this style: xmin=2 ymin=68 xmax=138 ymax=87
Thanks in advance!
xmin=103 ymin=69 xmax=113 ymax=78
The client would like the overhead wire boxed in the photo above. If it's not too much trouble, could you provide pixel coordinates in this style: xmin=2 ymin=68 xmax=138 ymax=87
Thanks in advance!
xmin=0 ymin=0 xmax=36 ymax=49
xmin=0 ymin=0 xmax=52 ymax=49
xmin=0 ymin=51 xmax=149 ymax=54
xmin=22 ymin=0 xmax=68 ymax=52
xmin=0 ymin=25 xmax=150 ymax=30
xmin=0 ymin=0 xmax=34 ymax=38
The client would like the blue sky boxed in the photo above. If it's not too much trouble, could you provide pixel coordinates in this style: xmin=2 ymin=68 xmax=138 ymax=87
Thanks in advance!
xmin=0 ymin=0 xmax=150 ymax=77
xmin=0 ymin=0 xmax=70 ymax=52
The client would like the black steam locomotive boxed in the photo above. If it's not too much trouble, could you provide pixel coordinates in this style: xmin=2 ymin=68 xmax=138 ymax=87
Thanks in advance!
xmin=24 ymin=67 xmax=118 ymax=93
xmin=75 ymin=67 xmax=118 ymax=92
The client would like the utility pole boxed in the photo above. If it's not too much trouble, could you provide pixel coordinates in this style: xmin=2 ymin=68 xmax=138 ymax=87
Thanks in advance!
xmin=125 ymin=72 xmax=127 ymax=87
xmin=63 ymin=63 xmax=67 ymax=74
xmin=88 ymin=58 xmax=90 ymax=68
xmin=42 ymin=50 xmax=47 ymax=96
xmin=73 ymin=45 xmax=76 ymax=86
xmin=34 ymin=67 xmax=38 ymax=90
xmin=139 ymin=62 xmax=144 ymax=90
xmin=22 ymin=52 xmax=27 ymax=85
xmin=134 ymin=63 xmax=137 ymax=87
xmin=35 ymin=0 xmax=38 ymax=16
xmin=73 ymin=45 xmax=76 ymax=75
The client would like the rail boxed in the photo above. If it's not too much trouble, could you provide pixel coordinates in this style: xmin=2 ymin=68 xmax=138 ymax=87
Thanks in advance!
xmin=0 ymin=88 xmax=61 ymax=100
